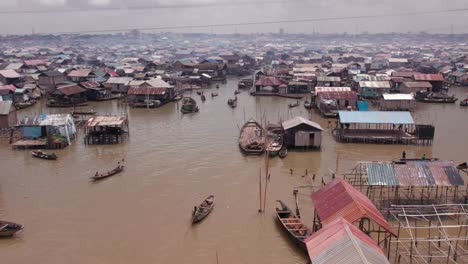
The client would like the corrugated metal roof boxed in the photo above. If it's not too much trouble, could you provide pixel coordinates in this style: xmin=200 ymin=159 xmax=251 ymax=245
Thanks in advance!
xmin=402 ymin=81 xmax=432 ymax=88
xmin=255 ymin=76 xmax=284 ymax=86
xmin=311 ymin=179 xmax=395 ymax=235
xmin=80 ymin=81 xmax=101 ymax=89
xmin=5 ymin=63 xmax=24 ymax=70
xmin=18 ymin=114 xmax=73 ymax=127
xmin=382 ymin=94 xmax=414 ymax=100
xmin=305 ymin=218 xmax=390 ymax=264
xmin=0 ymin=101 xmax=13 ymax=115
xmin=57 ymin=84 xmax=86 ymax=95
xmin=366 ymin=163 xmax=399 ymax=186
xmin=317 ymin=76 xmax=341 ymax=82
xmin=338 ymin=111 xmax=414 ymax=124
xmin=86 ymin=116 xmax=127 ymax=127
xmin=0 ymin=70 xmax=21 ymax=78
xmin=127 ymin=86 xmax=167 ymax=95
xmin=315 ymin=87 xmax=351 ymax=93
xmin=413 ymin=73 xmax=444 ymax=81
xmin=364 ymin=161 xmax=464 ymax=187
xmin=106 ymin=77 xmax=133 ymax=85
xmin=68 ymin=69 xmax=92 ymax=77
xmin=282 ymin=116 xmax=323 ymax=131
xmin=359 ymin=81 xmax=391 ymax=89
xmin=0 ymin=85 xmax=17 ymax=92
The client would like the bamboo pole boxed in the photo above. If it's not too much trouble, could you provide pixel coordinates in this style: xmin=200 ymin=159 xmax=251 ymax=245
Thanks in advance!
xmin=258 ymin=168 xmax=262 ymax=213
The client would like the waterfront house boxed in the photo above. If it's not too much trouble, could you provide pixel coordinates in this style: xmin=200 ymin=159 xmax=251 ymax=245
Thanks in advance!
xmin=14 ymin=114 xmax=77 ymax=149
xmin=38 ymin=70 xmax=67 ymax=92
xmin=358 ymin=81 xmax=391 ymax=99
xmin=254 ymin=76 xmax=284 ymax=94
xmin=80 ymin=81 xmax=111 ymax=101
xmin=334 ymin=111 xmax=434 ymax=145
xmin=399 ymin=81 xmax=432 ymax=94
xmin=310 ymin=178 xmax=396 ymax=246
xmin=282 ymin=116 xmax=323 ymax=149
xmin=127 ymin=78 xmax=174 ymax=107
xmin=380 ymin=94 xmax=416 ymax=111
xmin=412 ymin=73 xmax=444 ymax=91
xmin=49 ymin=83 xmax=87 ymax=106
xmin=84 ymin=115 xmax=129 ymax=144
xmin=316 ymin=76 xmax=341 ymax=87
xmin=0 ymin=85 xmax=16 ymax=101
xmin=105 ymin=77 xmax=133 ymax=93
xmin=0 ymin=101 xmax=17 ymax=129
xmin=0 ymin=70 xmax=21 ymax=85
xmin=67 ymin=69 xmax=95 ymax=82
xmin=315 ymin=87 xmax=357 ymax=117
xmin=388 ymin=58 xmax=409 ymax=68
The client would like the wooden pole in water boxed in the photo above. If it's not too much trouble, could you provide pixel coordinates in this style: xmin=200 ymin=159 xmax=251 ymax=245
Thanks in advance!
xmin=262 ymin=113 xmax=270 ymax=213
xmin=258 ymin=167 xmax=262 ymax=213
xmin=216 ymin=251 xmax=219 ymax=264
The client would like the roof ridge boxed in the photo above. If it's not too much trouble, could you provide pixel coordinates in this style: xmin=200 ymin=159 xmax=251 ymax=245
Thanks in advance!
xmin=344 ymin=224 xmax=369 ymax=264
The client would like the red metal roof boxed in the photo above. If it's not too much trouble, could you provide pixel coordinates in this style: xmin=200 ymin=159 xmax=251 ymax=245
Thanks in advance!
xmin=413 ymin=73 xmax=444 ymax=81
xmin=127 ymin=86 xmax=167 ymax=95
xmin=255 ymin=76 xmax=284 ymax=87
xmin=311 ymin=179 xmax=395 ymax=236
xmin=104 ymin=68 xmax=119 ymax=77
xmin=24 ymin=59 xmax=46 ymax=66
xmin=80 ymin=81 xmax=101 ymax=89
xmin=305 ymin=218 xmax=389 ymax=264
xmin=0 ymin=85 xmax=17 ymax=92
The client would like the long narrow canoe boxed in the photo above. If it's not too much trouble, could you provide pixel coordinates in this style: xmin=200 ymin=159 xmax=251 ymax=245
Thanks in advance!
xmin=192 ymin=195 xmax=215 ymax=224
xmin=275 ymin=200 xmax=312 ymax=251
xmin=91 ymin=165 xmax=124 ymax=181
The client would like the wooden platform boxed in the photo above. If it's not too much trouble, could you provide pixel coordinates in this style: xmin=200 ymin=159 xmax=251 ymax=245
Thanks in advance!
xmin=12 ymin=139 xmax=47 ymax=149
xmin=335 ymin=129 xmax=422 ymax=145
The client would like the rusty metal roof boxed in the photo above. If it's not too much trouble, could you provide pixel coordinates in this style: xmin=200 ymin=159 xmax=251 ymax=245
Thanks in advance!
xmin=413 ymin=73 xmax=444 ymax=81
xmin=364 ymin=161 xmax=464 ymax=186
xmin=57 ymin=84 xmax=86 ymax=95
xmin=127 ymin=86 xmax=167 ymax=95
xmin=86 ymin=116 xmax=127 ymax=127
xmin=317 ymin=91 xmax=357 ymax=100
xmin=311 ymin=179 xmax=395 ymax=236
xmin=305 ymin=218 xmax=390 ymax=264
xmin=401 ymin=81 xmax=432 ymax=88
xmin=68 ymin=69 xmax=92 ymax=77
xmin=80 ymin=81 xmax=101 ymax=89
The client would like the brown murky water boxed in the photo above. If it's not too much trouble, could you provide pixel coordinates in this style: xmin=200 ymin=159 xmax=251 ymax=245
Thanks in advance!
xmin=1 ymin=78 xmax=467 ymax=264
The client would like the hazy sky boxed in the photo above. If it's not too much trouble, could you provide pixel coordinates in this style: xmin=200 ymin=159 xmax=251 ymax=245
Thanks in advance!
xmin=0 ymin=0 xmax=467 ymax=35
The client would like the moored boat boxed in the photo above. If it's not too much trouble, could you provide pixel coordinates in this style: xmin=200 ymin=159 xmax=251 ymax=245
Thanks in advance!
xmin=460 ymin=98 xmax=468 ymax=107
xmin=275 ymin=200 xmax=312 ymax=251
xmin=238 ymin=78 xmax=253 ymax=89
xmin=279 ymin=147 xmax=288 ymax=158
xmin=91 ymin=162 xmax=124 ymax=181
xmin=192 ymin=195 xmax=215 ymax=224
xmin=15 ymin=100 xmax=36 ymax=110
xmin=304 ymin=100 xmax=312 ymax=109
xmin=47 ymin=100 xmax=88 ymax=108
xmin=267 ymin=135 xmax=283 ymax=157
xmin=181 ymin=97 xmax=199 ymax=114
xmin=31 ymin=150 xmax=57 ymax=160
xmin=201 ymin=94 xmax=206 ymax=102
xmin=0 ymin=220 xmax=24 ymax=238
xmin=288 ymin=100 xmax=300 ymax=108
xmin=234 ymin=90 xmax=241 ymax=95
xmin=211 ymin=92 xmax=218 ymax=97
xmin=239 ymin=119 xmax=265 ymax=155
xmin=416 ymin=91 xmax=458 ymax=103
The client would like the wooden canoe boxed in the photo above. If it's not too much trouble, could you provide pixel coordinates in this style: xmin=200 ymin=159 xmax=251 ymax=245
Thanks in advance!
xmin=91 ymin=165 xmax=124 ymax=181
xmin=31 ymin=150 xmax=57 ymax=160
xmin=275 ymin=200 xmax=312 ymax=251
xmin=192 ymin=195 xmax=215 ymax=223
xmin=278 ymin=147 xmax=288 ymax=158
xmin=0 ymin=220 xmax=24 ymax=238
xmin=238 ymin=119 xmax=265 ymax=155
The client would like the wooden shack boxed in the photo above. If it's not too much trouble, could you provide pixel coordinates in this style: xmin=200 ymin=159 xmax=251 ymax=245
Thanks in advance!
xmin=380 ymin=94 xmax=416 ymax=111
xmin=282 ymin=116 xmax=323 ymax=149
xmin=0 ymin=101 xmax=17 ymax=129
xmin=84 ymin=116 xmax=129 ymax=144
